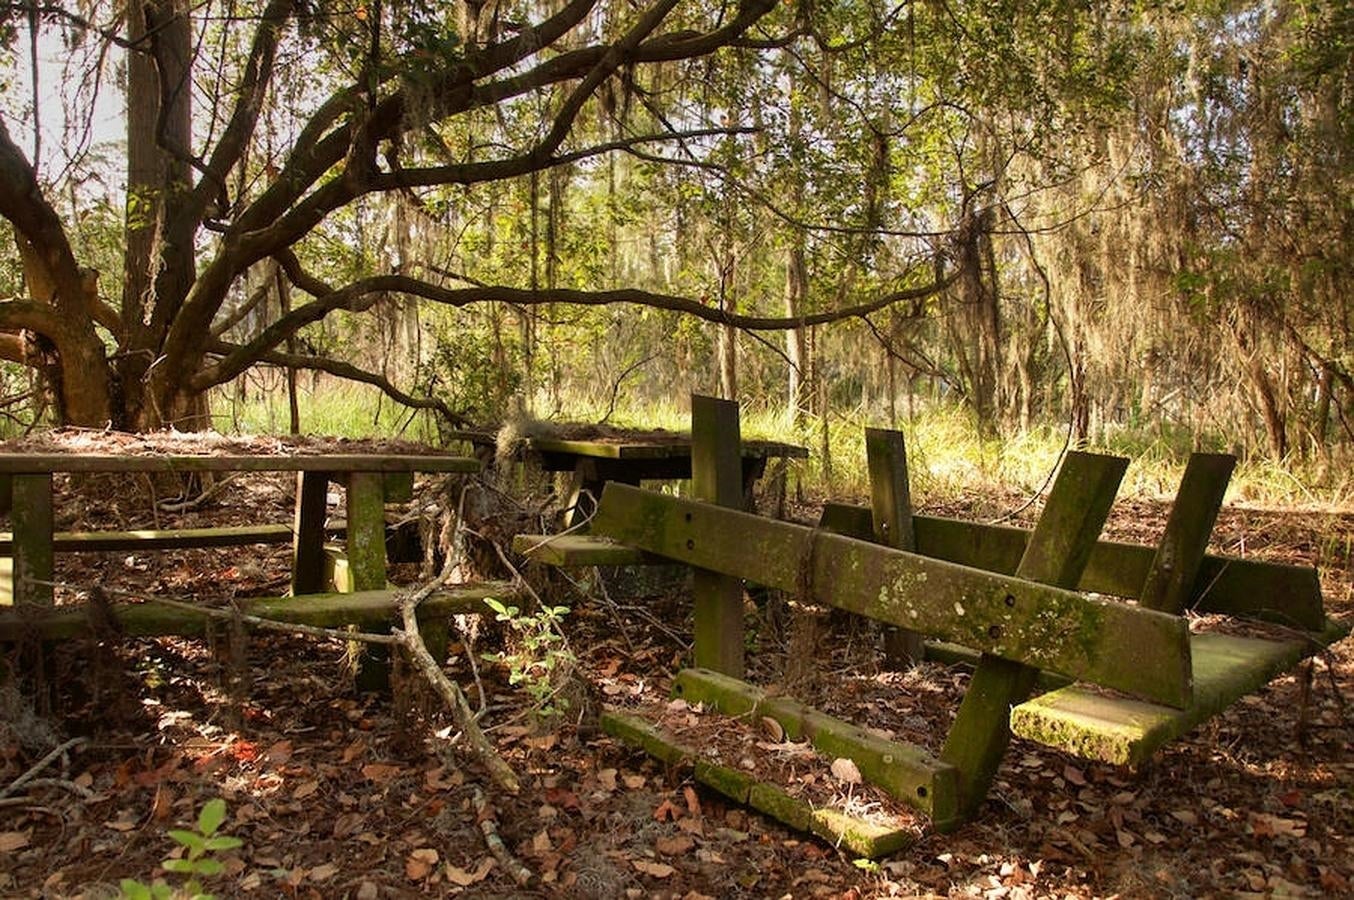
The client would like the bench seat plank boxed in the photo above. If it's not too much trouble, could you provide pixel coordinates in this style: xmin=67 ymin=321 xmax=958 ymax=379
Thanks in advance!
xmin=511 ymin=533 xmax=661 ymax=567
xmin=0 ymin=524 xmax=317 ymax=553
xmin=1010 ymin=624 xmax=1348 ymax=766
xmin=0 ymin=581 xmax=518 ymax=640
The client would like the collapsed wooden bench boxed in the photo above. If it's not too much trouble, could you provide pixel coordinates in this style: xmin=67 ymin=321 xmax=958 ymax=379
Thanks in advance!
xmin=517 ymin=396 xmax=1346 ymax=853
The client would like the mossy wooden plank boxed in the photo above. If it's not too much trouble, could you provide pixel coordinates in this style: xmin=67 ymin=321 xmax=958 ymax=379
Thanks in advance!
xmin=866 ymin=428 xmax=924 ymax=666
xmin=0 ymin=524 xmax=299 ymax=554
xmin=671 ymin=667 xmax=959 ymax=826
xmin=822 ymin=504 xmax=1325 ymax=630
xmin=0 ymin=454 xmax=480 ymax=474
xmin=1139 ymin=453 xmax=1235 ymax=614
xmin=0 ymin=583 xmax=517 ymax=640
xmin=598 ymin=707 xmax=913 ymax=858
xmin=594 ymin=483 xmax=1191 ymax=705
xmin=346 ymin=472 xmax=391 ymax=691
xmin=940 ymin=452 xmax=1130 ymax=818
xmin=690 ymin=395 xmax=746 ymax=678
xmin=511 ymin=534 xmax=659 ymax=567
xmin=11 ymin=474 xmax=54 ymax=608
xmin=1010 ymin=625 xmax=1347 ymax=765
xmin=529 ymin=437 xmax=808 ymax=462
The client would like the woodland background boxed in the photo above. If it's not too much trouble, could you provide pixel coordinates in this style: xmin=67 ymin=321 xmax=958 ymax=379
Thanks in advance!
xmin=0 ymin=0 xmax=1350 ymax=483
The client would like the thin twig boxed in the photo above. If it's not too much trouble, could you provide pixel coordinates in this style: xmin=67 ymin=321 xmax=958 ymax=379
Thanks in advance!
xmin=15 ymin=778 xmax=96 ymax=800
xmin=1 ymin=737 xmax=87 ymax=800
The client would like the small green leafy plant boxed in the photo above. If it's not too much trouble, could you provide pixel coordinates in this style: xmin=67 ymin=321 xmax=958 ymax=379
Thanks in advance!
xmin=119 ymin=798 xmax=242 ymax=900
xmin=483 ymin=597 xmax=577 ymax=723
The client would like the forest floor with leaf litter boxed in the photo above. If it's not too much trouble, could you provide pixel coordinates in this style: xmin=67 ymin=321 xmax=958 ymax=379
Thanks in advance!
xmin=0 ymin=465 xmax=1350 ymax=899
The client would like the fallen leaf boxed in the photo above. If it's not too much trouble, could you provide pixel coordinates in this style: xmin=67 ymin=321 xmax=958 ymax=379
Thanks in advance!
xmin=656 ymin=834 xmax=695 ymax=855
xmin=361 ymin=763 xmax=403 ymax=784
xmin=623 ymin=774 xmax=646 ymax=790
xmin=405 ymin=848 xmax=439 ymax=880
xmin=653 ymin=798 xmax=682 ymax=822
xmin=309 ymin=863 xmax=337 ymax=882
xmin=532 ymin=829 xmax=552 ymax=853
xmin=633 ymin=860 xmax=676 ymax=878
xmin=597 ymin=768 xmax=618 ymax=791
xmin=830 ymin=757 xmax=862 ymax=785
xmin=293 ymin=779 xmax=320 ymax=800
xmin=760 ymin=716 xmax=785 ymax=742
xmin=683 ymin=786 xmax=702 ymax=818
xmin=446 ymin=858 xmax=495 ymax=886
xmin=1062 ymin=765 xmax=1087 ymax=787
xmin=1170 ymin=809 xmax=1198 ymax=826
xmin=0 ymin=831 xmax=30 ymax=851
xmin=265 ymin=740 xmax=294 ymax=765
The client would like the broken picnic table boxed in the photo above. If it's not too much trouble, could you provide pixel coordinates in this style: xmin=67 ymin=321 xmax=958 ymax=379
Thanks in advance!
xmin=517 ymin=396 xmax=1347 ymax=854
xmin=450 ymin=426 xmax=807 ymax=526
xmin=0 ymin=451 xmax=517 ymax=691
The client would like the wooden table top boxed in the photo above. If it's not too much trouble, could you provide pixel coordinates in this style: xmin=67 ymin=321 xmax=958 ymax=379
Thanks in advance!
xmin=0 ymin=453 xmax=481 ymax=475
xmin=448 ymin=430 xmax=808 ymax=461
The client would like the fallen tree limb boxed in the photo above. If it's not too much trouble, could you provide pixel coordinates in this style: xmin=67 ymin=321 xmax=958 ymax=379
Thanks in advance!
xmin=473 ymin=786 xmax=536 ymax=888
xmin=0 ymin=736 xmax=86 ymax=799
xmin=394 ymin=577 xmax=521 ymax=795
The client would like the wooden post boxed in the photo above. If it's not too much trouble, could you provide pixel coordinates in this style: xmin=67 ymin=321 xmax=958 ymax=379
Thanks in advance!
xmin=347 ymin=471 xmax=391 ymax=691
xmin=292 ymin=472 xmax=330 ymax=596
xmin=1139 ymin=453 xmax=1235 ymax=614
xmin=866 ymin=428 xmax=924 ymax=667
xmin=940 ymin=452 xmax=1128 ymax=816
xmin=11 ymin=474 xmax=54 ymax=608
xmin=691 ymin=394 xmax=745 ymax=677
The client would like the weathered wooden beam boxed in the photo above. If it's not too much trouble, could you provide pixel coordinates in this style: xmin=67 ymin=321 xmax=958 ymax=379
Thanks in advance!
xmin=1139 ymin=453 xmax=1235 ymax=614
xmin=671 ymin=668 xmax=960 ymax=828
xmin=593 ymin=482 xmax=1192 ymax=706
xmin=819 ymin=504 xmax=1325 ymax=630
xmin=865 ymin=428 xmax=924 ymax=666
xmin=940 ymin=452 xmax=1132 ymax=817
xmin=0 ymin=454 xmax=480 ymax=474
xmin=0 ymin=524 xmax=304 ymax=554
xmin=511 ymin=534 xmax=661 ymax=567
xmin=600 ymin=709 xmax=915 ymax=858
xmin=690 ymin=395 xmax=746 ymax=678
xmin=0 ymin=583 xmax=517 ymax=641
xmin=293 ymin=472 xmax=331 ymax=595
xmin=1011 ymin=622 xmax=1348 ymax=765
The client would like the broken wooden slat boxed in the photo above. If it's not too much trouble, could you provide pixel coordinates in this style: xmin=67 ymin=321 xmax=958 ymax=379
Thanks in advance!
xmin=1139 ymin=453 xmax=1235 ymax=614
xmin=866 ymin=428 xmax=925 ymax=666
xmin=940 ymin=452 xmax=1132 ymax=817
xmin=511 ymin=534 xmax=660 ymax=567
xmin=671 ymin=668 xmax=960 ymax=828
xmin=690 ymin=395 xmax=746 ymax=678
xmin=1010 ymin=622 xmax=1348 ymax=766
xmin=593 ymin=483 xmax=1192 ymax=706
xmin=818 ymin=504 xmax=1325 ymax=631
xmin=0 ymin=582 xmax=518 ymax=641
xmin=600 ymin=708 xmax=916 ymax=858
xmin=0 ymin=454 xmax=480 ymax=474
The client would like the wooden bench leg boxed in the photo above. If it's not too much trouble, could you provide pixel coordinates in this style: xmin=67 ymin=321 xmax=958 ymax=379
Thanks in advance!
xmin=866 ymin=428 xmax=925 ymax=668
xmin=1139 ymin=452 xmax=1235 ymax=614
xmin=12 ymin=474 xmax=54 ymax=609
xmin=691 ymin=395 xmax=746 ymax=678
xmin=292 ymin=472 xmax=330 ymax=595
xmin=940 ymin=451 xmax=1128 ymax=817
xmin=348 ymin=472 xmax=392 ymax=692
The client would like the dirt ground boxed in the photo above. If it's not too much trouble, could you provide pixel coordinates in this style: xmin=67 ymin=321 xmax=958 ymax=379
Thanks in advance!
xmin=0 ymin=449 xmax=1350 ymax=899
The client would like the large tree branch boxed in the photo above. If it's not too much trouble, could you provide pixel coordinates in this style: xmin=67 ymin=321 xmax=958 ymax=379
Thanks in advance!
xmin=200 ymin=339 xmax=471 ymax=426
xmin=184 ymin=0 xmax=296 ymax=225
xmin=191 ymin=266 xmax=953 ymax=390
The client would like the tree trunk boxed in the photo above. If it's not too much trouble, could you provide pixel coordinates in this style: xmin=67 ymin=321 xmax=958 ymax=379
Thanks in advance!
xmin=784 ymin=237 xmax=807 ymax=424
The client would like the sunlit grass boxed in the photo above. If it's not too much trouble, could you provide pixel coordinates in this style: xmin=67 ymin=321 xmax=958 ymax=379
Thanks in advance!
xmin=210 ymin=379 xmax=1354 ymax=510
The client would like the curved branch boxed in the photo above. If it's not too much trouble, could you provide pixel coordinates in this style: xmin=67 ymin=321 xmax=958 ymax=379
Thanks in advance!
xmin=192 ymin=267 xmax=954 ymax=390
xmin=202 ymin=339 xmax=471 ymax=427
